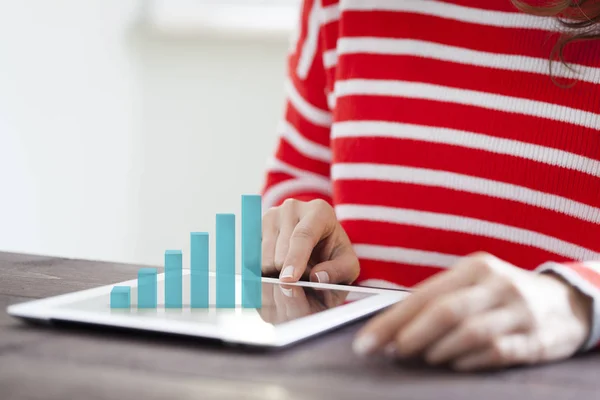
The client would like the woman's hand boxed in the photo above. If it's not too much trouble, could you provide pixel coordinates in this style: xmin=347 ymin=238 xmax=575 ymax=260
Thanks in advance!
xmin=353 ymin=252 xmax=592 ymax=371
xmin=262 ymin=199 xmax=360 ymax=284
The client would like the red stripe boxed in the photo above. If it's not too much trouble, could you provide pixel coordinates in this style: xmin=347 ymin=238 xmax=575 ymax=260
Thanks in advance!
xmin=275 ymin=139 xmax=330 ymax=178
xmin=321 ymin=20 xmax=340 ymax=50
xmin=337 ymin=53 xmax=600 ymax=114
xmin=341 ymin=219 xmax=569 ymax=269
xmin=339 ymin=11 xmax=600 ymax=67
xmin=334 ymin=179 xmax=600 ymax=251
xmin=286 ymin=103 xmax=331 ymax=147
xmin=334 ymin=96 xmax=600 ymax=161
xmin=288 ymin=59 xmax=329 ymax=112
xmin=332 ymin=137 xmax=600 ymax=207
xmin=321 ymin=19 xmax=339 ymax=96
xmin=325 ymin=68 xmax=337 ymax=95
xmin=263 ymin=172 xmax=295 ymax=192
xmin=357 ymin=259 xmax=443 ymax=287
xmin=438 ymin=0 xmax=522 ymax=12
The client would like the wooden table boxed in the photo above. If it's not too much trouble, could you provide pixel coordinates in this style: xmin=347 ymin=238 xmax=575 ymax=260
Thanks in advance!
xmin=1 ymin=252 xmax=599 ymax=400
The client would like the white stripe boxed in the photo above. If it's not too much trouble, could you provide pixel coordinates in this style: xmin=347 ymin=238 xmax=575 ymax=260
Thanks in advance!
xmin=335 ymin=79 xmax=600 ymax=130
xmin=358 ymin=279 xmax=409 ymax=291
xmin=331 ymin=121 xmax=600 ymax=178
xmin=353 ymin=243 xmax=459 ymax=268
xmin=332 ymin=163 xmax=600 ymax=224
xmin=335 ymin=204 xmax=600 ymax=260
xmin=279 ymin=120 xmax=332 ymax=162
xmin=342 ymin=0 xmax=561 ymax=31
xmin=336 ymin=37 xmax=600 ymax=83
xmin=327 ymin=91 xmax=337 ymax=110
xmin=285 ymin=79 xmax=332 ymax=127
xmin=263 ymin=178 xmax=333 ymax=209
xmin=288 ymin=26 xmax=300 ymax=55
xmin=323 ymin=49 xmax=338 ymax=69
xmin=322 ymin=3 xmax=340 ymax=24
xmin=296 ymin=0 xmax=322 ymax=79
xmin=266 ymin=157 xmax=330 ymax=183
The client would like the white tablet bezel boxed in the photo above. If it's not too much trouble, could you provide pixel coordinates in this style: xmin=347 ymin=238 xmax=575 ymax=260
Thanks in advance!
xmin=7 ymin=271 xmax=409 ymax=347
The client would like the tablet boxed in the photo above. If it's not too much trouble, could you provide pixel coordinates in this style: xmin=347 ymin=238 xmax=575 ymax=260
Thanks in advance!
xmin=7 ymin=271 xmax=409 ymax=348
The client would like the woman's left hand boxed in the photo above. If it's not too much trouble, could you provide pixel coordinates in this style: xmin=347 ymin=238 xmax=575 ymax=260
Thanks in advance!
xmin=353 ymin=252 xmax=592 ymax=371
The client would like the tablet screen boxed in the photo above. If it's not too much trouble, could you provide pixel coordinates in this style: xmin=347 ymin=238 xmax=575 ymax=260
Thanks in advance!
xmin=54 ymin=275 xmax=376 ymax=327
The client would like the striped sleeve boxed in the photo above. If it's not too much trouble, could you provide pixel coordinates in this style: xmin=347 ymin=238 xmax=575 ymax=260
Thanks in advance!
xmin=536 ymin=261 xmax=600 ymax=351
xmin=262 ymin=0 xmax=333 ymax=209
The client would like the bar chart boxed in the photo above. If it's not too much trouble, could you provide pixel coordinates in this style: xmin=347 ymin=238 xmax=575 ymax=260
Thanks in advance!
xmin=110 ymin=195 xmax=262 ymax=309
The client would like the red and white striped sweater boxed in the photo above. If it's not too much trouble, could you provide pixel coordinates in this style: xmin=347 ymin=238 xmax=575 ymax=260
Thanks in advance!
xmin=261 ymin=0 xmax=600 ymax=349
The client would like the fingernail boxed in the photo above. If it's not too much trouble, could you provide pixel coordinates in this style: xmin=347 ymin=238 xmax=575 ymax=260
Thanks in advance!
xmin=280 ymin=265 xmax=295 ymax=280
xmin=352 ymin=334 xmax=378 ymax=357
xmin=280 ymin=286 xmax=293 ymax=297
xmin=315 ymin=271 xmax=330 ymax=284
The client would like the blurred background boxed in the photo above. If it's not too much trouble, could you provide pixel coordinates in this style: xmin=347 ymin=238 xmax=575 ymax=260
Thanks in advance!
xmin=0 ymin=0 xmax=299 ymax=268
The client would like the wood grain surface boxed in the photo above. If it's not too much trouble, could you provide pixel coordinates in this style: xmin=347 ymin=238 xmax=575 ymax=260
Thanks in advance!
xmin=1 ymin=252 xmax=599 ymax=400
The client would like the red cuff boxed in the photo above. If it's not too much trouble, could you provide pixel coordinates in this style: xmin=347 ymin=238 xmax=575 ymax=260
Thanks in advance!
xmin=561 ymin=262 xmax=600 ymax=289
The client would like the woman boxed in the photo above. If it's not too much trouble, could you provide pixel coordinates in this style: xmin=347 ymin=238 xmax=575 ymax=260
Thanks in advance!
xmin=260 ymin=0 xmax=600 ymax=370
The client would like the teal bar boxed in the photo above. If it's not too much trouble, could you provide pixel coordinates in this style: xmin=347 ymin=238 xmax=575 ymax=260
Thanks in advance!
xmin=191 ymin=232 xmax=209 ymax=308
xmin=110 ymin=286 xmax=130 ymax=309
xmin=242 ymin=195 xmax=262 ymax=308
xmin=138 ymin=268 xmax=157 ymax=309
xmin=216 ymin=214 xmax=235 ymax=308
xmin=165 ymin=250 xmax=183 ymax=308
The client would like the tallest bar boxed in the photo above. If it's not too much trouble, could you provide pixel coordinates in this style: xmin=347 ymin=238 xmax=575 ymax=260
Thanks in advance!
xmin=242 ymin=195 xmax=262 ymax=308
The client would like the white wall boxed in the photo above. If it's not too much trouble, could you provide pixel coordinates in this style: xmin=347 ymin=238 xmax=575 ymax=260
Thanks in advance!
xmin=0 ymin=0 xmax=288 ymax=268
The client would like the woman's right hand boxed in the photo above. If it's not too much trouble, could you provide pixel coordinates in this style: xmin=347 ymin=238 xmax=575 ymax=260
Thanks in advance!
xmin=262 ymin=199 xmax=360 ymax=285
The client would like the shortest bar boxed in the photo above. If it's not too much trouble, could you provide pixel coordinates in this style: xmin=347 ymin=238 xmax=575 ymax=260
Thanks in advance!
xmin=110 ymin=286 xmax=131 ymax=309
xmin=138 ymin=268 xmax=158 ymax=309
